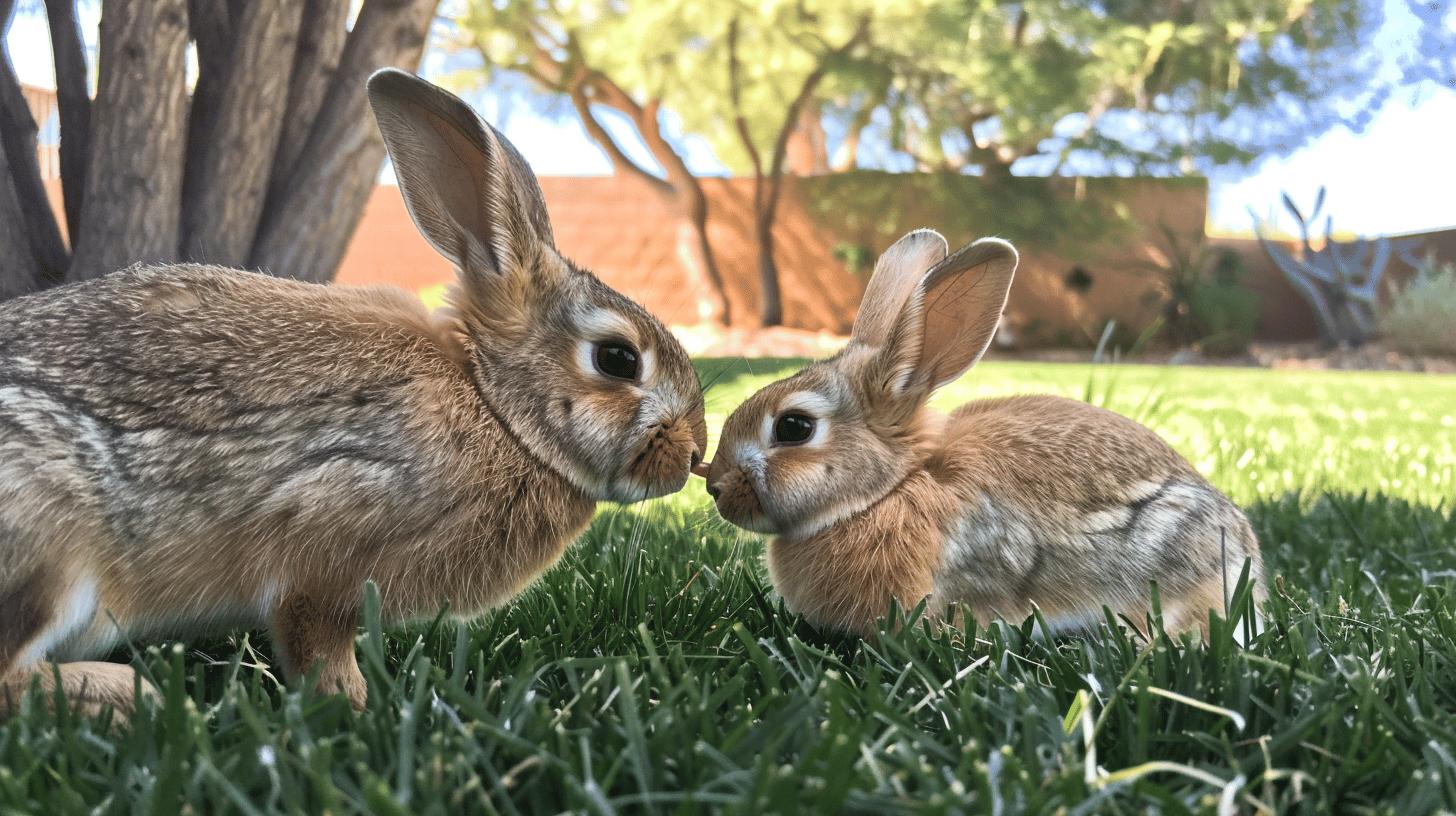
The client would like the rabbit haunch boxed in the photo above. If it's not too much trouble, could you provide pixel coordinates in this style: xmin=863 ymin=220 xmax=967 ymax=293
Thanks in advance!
xmin=1 ymin=69 xmax=705 ymax=717
xmin=706 ymin=230 xmax=1261 ymax=637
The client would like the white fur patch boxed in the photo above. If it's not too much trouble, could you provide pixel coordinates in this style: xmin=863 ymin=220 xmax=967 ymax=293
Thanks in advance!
xmin=575 ymin=307 xmax=637 ymax=343
xmin=1133 ymin=482 xmax=1205 ymax=552
xmin=574 ymin=319 xmax=656 ymax=386
xmin=1125 ymin=480 xmax=1164 ymax=503
xmin=733 ymin=441 xmax=767 ymax=473
xmin=934 ymin=494 xmax=1041 ymax=602
xmin=258 ymin=579 xmax=283 ymax=618
xmin=1080 ymin=507 xmax=1132 ymax=534
xmin=779 ymin=390 xmax=833 ymax=418
xmin=777 ymin=491 xmax=877 ymax=541
xmin=17 ymin=573 xmax=99 ymax=667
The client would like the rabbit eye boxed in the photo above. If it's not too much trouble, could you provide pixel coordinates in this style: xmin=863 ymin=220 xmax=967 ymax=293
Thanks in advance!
xmin=593 ymin=341 xmax=640 ymax=382
xmin=773 ymin=413 xmax=816 ymax=446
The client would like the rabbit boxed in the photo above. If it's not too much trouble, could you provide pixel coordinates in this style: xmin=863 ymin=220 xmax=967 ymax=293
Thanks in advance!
xmin=699 ymin=230 xmax=1262 ymax=639
xmin=0 ymin=68 xmax=706 ymax=719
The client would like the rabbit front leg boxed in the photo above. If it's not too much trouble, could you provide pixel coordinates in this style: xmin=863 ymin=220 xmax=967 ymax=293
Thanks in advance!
xmin=270 ymin=594 xmax=367 ymax=710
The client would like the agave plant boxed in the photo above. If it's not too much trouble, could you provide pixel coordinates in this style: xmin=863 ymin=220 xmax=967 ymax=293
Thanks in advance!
xmin=1252 ymin=188 xmax=1419 ymax=347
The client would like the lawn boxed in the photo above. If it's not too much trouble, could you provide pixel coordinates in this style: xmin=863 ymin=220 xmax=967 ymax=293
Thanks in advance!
xmin=2 ymin=360 xmax=1454 ymax=814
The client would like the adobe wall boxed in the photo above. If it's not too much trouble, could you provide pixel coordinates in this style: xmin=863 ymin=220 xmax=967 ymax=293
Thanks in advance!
xmin=41 ymin=173 xmax=1452 ymax=344
xmin=336 ymin=175 xmax=1213 ymax=341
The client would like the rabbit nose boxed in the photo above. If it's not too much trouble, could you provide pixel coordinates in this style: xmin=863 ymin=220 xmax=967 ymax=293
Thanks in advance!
xmin=706 ymin=483 xmax=722 ymax=500
xmin=690 ymin=449 xmax=702 ymax=468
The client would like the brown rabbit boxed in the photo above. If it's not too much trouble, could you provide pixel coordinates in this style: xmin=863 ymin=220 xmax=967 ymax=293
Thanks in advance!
xmin=701 ymin=230 xmax=1262 ymax=638
xmin=0 ymin=69 xmax=706 ymax=718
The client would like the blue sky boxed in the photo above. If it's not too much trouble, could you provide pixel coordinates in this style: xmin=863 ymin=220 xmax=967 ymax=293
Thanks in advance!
xmin=7 ymin=2 xmax=1453 ymax=237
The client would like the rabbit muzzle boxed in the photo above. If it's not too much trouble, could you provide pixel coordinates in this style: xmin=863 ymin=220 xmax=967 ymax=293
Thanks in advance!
xmin=705 ymin=462 xmax=772 ymax=533
xmin=614 ymin=415 xmax=702 ymax=501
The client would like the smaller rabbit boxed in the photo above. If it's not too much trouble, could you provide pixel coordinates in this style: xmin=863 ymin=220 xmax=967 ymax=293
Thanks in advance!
xmin=701 ymin=230 xmax=1262 ymax=638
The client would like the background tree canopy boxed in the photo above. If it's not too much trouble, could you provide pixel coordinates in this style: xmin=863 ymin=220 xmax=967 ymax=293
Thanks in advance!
xmin=461 ymin=0 xmax=1439 ymax=326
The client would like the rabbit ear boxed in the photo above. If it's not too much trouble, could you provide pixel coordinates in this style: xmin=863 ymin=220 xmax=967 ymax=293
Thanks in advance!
xmin=871 ymin=238 xmax=1018 ymax=399
xmin=367 ymin=68 xmax=556 ymax=293
xmin=851 ymin=229 xmax=948 ymax=348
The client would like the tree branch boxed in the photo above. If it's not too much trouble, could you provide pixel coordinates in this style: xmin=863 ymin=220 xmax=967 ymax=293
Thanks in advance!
xmin=251 ymin=0 xmax=440 ymax=281
xmin=184 ymin=0 xmax=232 ymax=186
xmin=762 ymin=16 xmax=868 ymax=222
xmin=269 ymin=0 xmax=350 ymax=208
xmin=44 ymin=0 xmax=91 ymax=247
xmin=0 ymin=0 xmax=70 ymax=281
xmin=0 ymin=129 xmax=40 ymax=296
xmin=68 ymin=0 xmax=190 ymax=282
xmin=830 ymin=83 xmax=886 ymax=172
xmin=726 ymin=16 xmax=765 ymax=191
xmin=182 ymin=0 xmax=306 ymax=265
xmin=569 ymin=82 xmax=669 ymax=194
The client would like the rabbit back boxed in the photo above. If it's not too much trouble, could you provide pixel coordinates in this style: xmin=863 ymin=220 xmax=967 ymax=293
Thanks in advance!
xmin=0 ymin=264 xmax=594 ymax=662
xmin=930 ymin=395 xmax=1261 ymax=634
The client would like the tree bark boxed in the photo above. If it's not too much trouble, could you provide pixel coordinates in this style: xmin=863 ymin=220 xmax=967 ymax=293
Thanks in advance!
xmin=44 ymin=0 xmax=91 ymax=247
xmin=0 ymin=139 xmax=38 ymax=298
xmin=183 ymin=0 xmax=232 ymax=205
xmin=0 ymin=0 xmax=70 ymax=283
xmin=251 ymin=0 xmax=439 ymax=282
xmin=753 ymin=213 xmax=783 ymax=327
xmin=268 ymin=0 xmax=350 ymax=209
xmin=182 ymin=0 xmax=305 ymax=266
xmin=68 ymin=0 xmax=190 ymax=282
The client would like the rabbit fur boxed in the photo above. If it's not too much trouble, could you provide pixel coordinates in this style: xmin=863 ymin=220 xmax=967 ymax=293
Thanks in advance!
xmin=703 ymin=230 xmax=1262 ymax=638
xmin=0 ymin=70 xmax=706 ymax=716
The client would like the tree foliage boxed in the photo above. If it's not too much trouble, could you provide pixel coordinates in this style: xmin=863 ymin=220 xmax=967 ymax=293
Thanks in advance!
xmin=839 ymin=0 xmax=1400 ymax=176
xmin=463 ymin=0 xmax=1436 ymax=327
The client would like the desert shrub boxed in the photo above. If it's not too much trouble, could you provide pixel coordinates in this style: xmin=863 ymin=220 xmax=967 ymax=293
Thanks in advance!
xmin=1188 ymin=250 xmax=1260 ymax=356
xmin=1140 ymin=230 xmax=1260 ymax=356
xmin=832 ymin=242 xmax=874 ymax=276
xmin=1382 ymin=259 xmax=1456 ymax=356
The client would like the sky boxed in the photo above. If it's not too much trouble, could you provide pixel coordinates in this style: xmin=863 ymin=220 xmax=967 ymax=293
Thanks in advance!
xmin=6 ymin=2 xmax=1454 ymax=238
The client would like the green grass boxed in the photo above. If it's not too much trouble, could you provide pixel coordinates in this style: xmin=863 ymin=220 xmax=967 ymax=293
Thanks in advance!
xmin=3 ymin=360 xmax=1455 ymax=814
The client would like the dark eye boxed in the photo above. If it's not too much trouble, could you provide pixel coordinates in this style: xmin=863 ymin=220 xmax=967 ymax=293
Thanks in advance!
xmin=593 ymin=341 xmax=640 ymax=381
xmin=773 ymin=413 xmax=816 ymax=446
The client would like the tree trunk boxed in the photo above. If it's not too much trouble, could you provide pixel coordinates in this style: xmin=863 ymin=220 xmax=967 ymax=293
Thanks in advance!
xmin=678 ymin=180 xmax=730 ymax=325
xmin=567 ymin=77 xmax=733 ymax=326
xmin=251 ymin=0 xmax=438 ymax=282
xmin=755 ymin=213 xmax=783 ymax=327
xmin=0 ymin=0 xmax=69 ymax=282
xmin=268 ymin=0 xmax=350 ymax=208
xmin=68 ymin=0 xmax=190 ymax=282
xmin=0 ymin=139 xmax=38 ymax=298
xmin=181 ymin=0 xmax=305 ymax=266
xmin=44 ymin=0 xmax=92 ymax=247
xmin=182 ymin=0 xmax=231 ymax=211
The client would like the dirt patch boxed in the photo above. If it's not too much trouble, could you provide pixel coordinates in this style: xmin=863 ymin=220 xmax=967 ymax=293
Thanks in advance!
xmin=1245 ymin=341 xmax=1456 ymax=374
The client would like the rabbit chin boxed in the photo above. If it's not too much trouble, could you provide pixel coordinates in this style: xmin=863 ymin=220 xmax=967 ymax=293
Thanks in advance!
xmin=600 ymin=472 xmax=690 ymax=504
xmin=719 ymin=499 xmax=840 ymax=540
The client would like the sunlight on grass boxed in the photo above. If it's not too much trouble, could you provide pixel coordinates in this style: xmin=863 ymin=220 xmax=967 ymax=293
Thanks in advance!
xmin=696 ymin=358 xmax=1456 ymax=506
